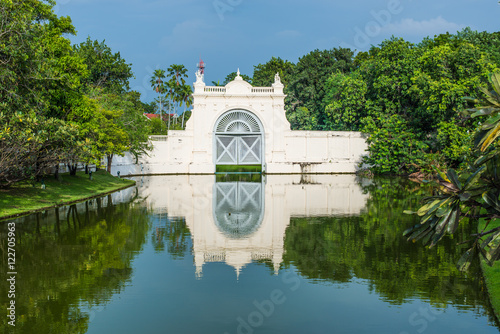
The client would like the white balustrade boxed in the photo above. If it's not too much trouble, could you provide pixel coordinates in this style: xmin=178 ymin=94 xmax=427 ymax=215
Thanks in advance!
xmin=251 ymin=88 xmax=274 ymax=93
xmin=202 ymin=86 xmax=275 ymax=94
xmin=204 ymin=86 xmax=226 ymax=93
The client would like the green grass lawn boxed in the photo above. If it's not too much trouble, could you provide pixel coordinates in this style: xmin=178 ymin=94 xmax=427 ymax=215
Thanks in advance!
xmin=479 ymin=219 xmax=500 ymax=319
xmin=0 ymin=170 xmax=135 ymax=220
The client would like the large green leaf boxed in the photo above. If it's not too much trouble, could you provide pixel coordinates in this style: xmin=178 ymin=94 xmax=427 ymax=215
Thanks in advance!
xmin=485 ymin=232 xmax=500 ymax=264
xmin=480 ymin=114 xmax=500 ymax=130
xmin=490 ymin=72 xmax=500 ymax=95
xmin=446 ymin=168 xmax=461 ymax=190
xmin=474 ymin=152 xmax=498 ymax=167
xmin=433 ymin=165 xmax=450 ymax=183
xmin=471 ymin=107 xmax=496 ymax=118
xmin=446 ymin=208 xmax=460 ymax=234
xmin=430 ymin=230 xmax=446 ymax=248
xmin=457 ymin=248 xmax=475 ymax=271
xmin=417 ymin=199 xmax=440 ymax=216
xmin=479 ymin=87 xmax=500 ymax=107
xmin=482 ymin=190 xmax=500 ymax=213
xmin=478 ymin=121 xmax=500 ymax=151
xmin=435 ymin=208 xmax=453 ymax=234
xmin=417 ymin=197 xmax=453 ymax=217
xmin=463 ymin=166 xmax=485 ymax=190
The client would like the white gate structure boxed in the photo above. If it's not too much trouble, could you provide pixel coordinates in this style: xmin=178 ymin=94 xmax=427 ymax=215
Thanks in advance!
xmin=214 ymin=110 xmax=263 ymax=166
xmin=113 ymin=70 xmax=368 ymax=175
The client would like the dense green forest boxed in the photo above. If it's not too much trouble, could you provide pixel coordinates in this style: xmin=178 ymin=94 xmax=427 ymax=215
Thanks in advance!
xmin=247 ymin=30 xmax=500 ymax=176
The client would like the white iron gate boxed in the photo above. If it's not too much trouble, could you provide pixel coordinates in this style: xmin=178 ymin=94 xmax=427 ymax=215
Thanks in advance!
xmin=214 ymin=110 xmax=263 ymax=166
xmin=215 ymin=135 xmax=261 ymax=165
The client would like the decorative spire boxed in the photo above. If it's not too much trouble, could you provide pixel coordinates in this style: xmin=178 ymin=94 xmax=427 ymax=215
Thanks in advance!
xmin=234 ymin=68 xmax=243 ymax=81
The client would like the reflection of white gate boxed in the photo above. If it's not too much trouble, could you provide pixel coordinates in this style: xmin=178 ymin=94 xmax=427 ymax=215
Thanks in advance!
xmin=213 ymin=181 xmax=264 ymax=238
xmin=214 ymin=110 xmax=263 ymax=165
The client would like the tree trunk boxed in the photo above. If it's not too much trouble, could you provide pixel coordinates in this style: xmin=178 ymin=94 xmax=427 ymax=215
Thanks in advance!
xmin=181 ymin=105 xmax=186 ymax=129
xmin=107 ymin=154 xmax=113 ymax=173
xmin=67 ymin=163 xmax=77 ymax=176
xmin=54 ymin=164 xmax=59 ymax=179
xmin=35 ymin=159 xmax=41 ymax=181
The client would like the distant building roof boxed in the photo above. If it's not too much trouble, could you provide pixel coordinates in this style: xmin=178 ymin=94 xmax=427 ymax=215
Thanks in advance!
xmin=144 ymin=113 xmax=159 ymax=119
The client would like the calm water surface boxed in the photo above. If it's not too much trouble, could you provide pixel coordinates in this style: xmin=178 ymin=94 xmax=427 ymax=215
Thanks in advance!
xmin=1 ymin=174 xmax=499 ymax=334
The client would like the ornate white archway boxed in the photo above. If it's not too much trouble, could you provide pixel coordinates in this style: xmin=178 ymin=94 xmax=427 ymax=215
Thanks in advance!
xmin=213 ymin=110 xmax=264 ymax=166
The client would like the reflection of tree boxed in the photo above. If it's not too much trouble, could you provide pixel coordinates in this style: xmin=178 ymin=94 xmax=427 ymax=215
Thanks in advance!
xmin=151 ymin=216 xmax=190 ymax=258
xmin=0 ymin=196 xmax=151 ymax=333
xmin=283 ymin=177 xmax=494 ymax=316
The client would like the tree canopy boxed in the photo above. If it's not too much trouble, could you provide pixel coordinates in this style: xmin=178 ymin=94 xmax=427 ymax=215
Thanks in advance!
xmin=0 ymin=0 xmax=151 ymax=185
xmin=286 ymin=47 xmax=356 ymax=130
xmin=73 ymin=37 xmax=133 ymax=94
xmin=252 ymin=56 xmax=295 ymax=87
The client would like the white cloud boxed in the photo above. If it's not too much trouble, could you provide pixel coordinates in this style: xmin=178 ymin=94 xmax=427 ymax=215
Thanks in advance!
xmin=381 ymin=16 xmax=466 ymax=37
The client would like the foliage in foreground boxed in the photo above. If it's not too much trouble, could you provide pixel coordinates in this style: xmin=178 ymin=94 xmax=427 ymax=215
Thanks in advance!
xmin=0 ymin=0 xmax=152 ymax=186
xmin=404 ymin=73 xmax=500 ymax=270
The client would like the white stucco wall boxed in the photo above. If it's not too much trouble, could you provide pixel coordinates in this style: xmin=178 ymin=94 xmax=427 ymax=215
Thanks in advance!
xmin=111 ymin=71 xmax=368 ymax=176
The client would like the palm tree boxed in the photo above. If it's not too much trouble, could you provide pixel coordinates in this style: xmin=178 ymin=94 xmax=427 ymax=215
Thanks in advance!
xmin=167 ymin=64 xmax=188 ymax=87
xmin=165 ymin=79 xmax=177 ymax=130
xmin=166 ymin=64 xmax=189 ymax=129
xmin=150 ymin=69 xmax=166 ymax=133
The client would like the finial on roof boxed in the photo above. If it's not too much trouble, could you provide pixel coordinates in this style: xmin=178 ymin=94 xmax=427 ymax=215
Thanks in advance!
xmin=234 ymin=68 xmax=243 ymax=81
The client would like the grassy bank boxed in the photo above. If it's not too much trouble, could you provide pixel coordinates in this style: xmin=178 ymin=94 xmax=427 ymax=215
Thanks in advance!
xmin=0 ymin=170 xmax=135 ymax=220
xmin=479 ymin=219 xmax=500 ymax=319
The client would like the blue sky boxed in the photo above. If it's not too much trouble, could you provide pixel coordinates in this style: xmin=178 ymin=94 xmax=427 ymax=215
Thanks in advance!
xmin=55 ymin=0 xmax=500 ymax=102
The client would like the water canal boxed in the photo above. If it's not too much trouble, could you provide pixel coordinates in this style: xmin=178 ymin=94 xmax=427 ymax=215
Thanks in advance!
xmin=1 ymin=175 xmax=499 ymax=334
